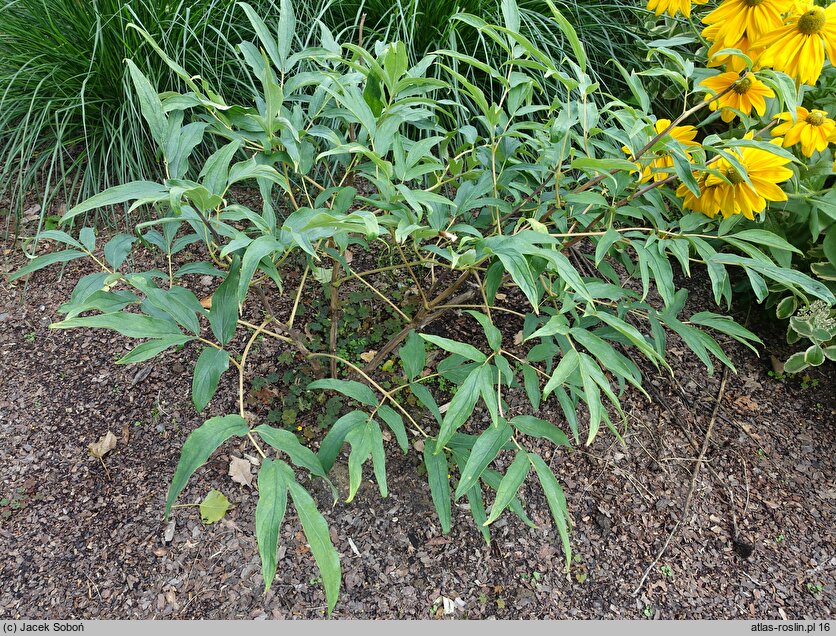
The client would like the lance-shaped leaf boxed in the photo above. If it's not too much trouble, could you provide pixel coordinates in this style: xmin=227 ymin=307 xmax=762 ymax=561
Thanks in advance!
xmin=239 ymin=235 xmax=283 ymax=302
xmin=318 ymin=410 xmax=368 ymax=472
xmin=368 ymin=420 xmax=388 ymax=497
xmin=377 ymin=405 xmax=408 ymax=453
xmin=543 ymin=349 xmax=579 ymax=399
xmin=423 ymin=438 xmax=451 ymax=534
xmin=484 ymin=451 xmax=530 ymax=525
xmin=511 ymin=415 xmax=570 ymax=448
xmin=399 ymin=330 xmax=426 ymax=381
xmin=192 ymin=347 xmax=230 ymax=411
xmin=62 ymin=181 xmax=168 ymax=222
xmin=345 ymin=424 xmax=373 ymax=503
xmin=51 ymin=311 xmax=182 ymax=339
xmin=117 ymin=335 xmax=194 ymax=364
xmin=307 ymin=378 xmax=377 ymax=407
xmin=287 ymin=479 xmax=341 ymax=616
xmin=104 ymin=234 xmax=137 ymax=270
xmin=420 ymin=333 xmax=487 ymax=363
xmin=254 ymin=425 xmax=327 ymax=478
xmin=208 ymin=256 xmax=240 ymax=345
xmin=165 ymin=414 xmax=249 ymax=518
xmin=464 ymin=310 xmax=502 ymax=352
xmin=454 ymin=419 xmax=512 ymax=499
xmin=256 ymin=458 xmax=289 ymax=594
xmin=436 ymin=365 xmax=483 ymax=451
xmin=529 ymin=453 xmax=571 ymax=571
xmin=9 ymin=249 xmax=87 ymax=282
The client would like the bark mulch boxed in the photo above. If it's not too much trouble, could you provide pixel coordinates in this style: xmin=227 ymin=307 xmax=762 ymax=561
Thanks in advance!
xmin=0 ymin=238 xmax=833 ymax=620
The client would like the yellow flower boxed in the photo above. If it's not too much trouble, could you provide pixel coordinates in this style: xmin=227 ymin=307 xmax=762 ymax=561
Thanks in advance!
xmin=702 ymin=0 xmax=793 ymax=48
xmin=679 ymin=133 xmax=793 ymax=220
xmin=677 ymin=174 xmax=720 ymax=216
xmin=703 ymin=24 xmax=752 ymax=72
xmin=771 ymin=107 xmax=836 ymax=156
xmin=646 ymin=0 xmax=708 ymax=18
xmin=624 ymin=119 xmax=700 ymax=183
xmin=700 ymin=71 xmax=774 ymax=123
xmin=754 ymin=3 xmax=836 ymax=85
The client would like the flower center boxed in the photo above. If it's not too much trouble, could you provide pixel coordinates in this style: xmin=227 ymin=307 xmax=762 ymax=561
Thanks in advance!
xmin=805 ymin=110 xmax=828 ymax=126
xmin=726 ymin=168 xmax=745 ymax=185
xmin=744 ymin=0 xmax=764 ymax=5
xmin=733 ymin=76 xmax=753 ymax=94
xmin=797 ymin=6 xmax=826 ymax=35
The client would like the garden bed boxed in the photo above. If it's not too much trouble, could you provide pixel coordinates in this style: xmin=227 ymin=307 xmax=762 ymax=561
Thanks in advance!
xmin=1 ymin=236 xmax=833 ymax=619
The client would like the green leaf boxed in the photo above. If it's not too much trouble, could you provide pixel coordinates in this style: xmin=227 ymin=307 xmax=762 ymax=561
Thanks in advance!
xmin=256 ymin=458 xmax=288 ymax=593
xmin=254 ymin=425 xmax=327 ymax=478
xmin=484 ymin=451 xmax=530 ymax=526
xmin=465 ymin=310 xmax=502 ymax=352
xmin=804 ymin=344 xmax=825 ymax=366
xmin=542 ymin=349 xmax=579 ymax=399
xmin=725 ymin=230 xmax=802 ymax=255
xmin=9 ymin=249 xmax=86 ymax=282
xmin=51 ymin=311 xmax=182 ymax=339
xmin=496 ymin=250 xmax=540 ymax=311
xmin=116 ymin=335 xmax=193 ymax=364
xmin=377 ymin=405 xmax=408 ymax=453
xmin=199 ymin=489 xmax=230 ymax=524
xmin=522 ymin=364 xmax=540 ymax=411
xmin=511 ymin=416 xmax=570 ymax=448
xmin=784 ymin=351 xmax=808 ymax=374
xmin=424 ymin=438 xmax=452 ymax=534
xmin=545 ymin=0 xmax=587 ymax=71
xmin=454 ymin=420 xmax=512 ymax=499
xmin=399 ymin=330 xmax=426 ymax=381
xmin=126 ymin=60 xmax=167 ymax=147
xmin=200 ymin=140 xmax=242 ymax=195
xmin=318 ymin=410 xmax=368 ymax=472
xmin=436 ymin=366 xmax=484 ymax=450
xmin=104 ymin=234 xmax=136 ymax=270
xmin=165 ymin=414 xmax=249 ymax=517
xmin=776 ymin=297 xmax=797 ymax=320
xmin=345 ymin=424 xmax=373 ymax=503
xmin=208 ymin=256 xmax=241 ymax=345
xmin=79 ymin=227 xmax=96 ymax=252
xmin=36 ymin=230 xmax=83 ymax=249
xmin=287 ymin=479 xmax=341 ymax=616
xmin=277 ymin=0 xmax=296 ymax=68
xmin=144 ymin=286 xmax=204 ymax=335
xmin=239 ymin=235 xmax=282 ymax=303
xmin=410 ymin=382 xmax=442 ymax=424
xmin=307 ymin=378 xmax=377 ymax=407
xmin=529 ymin=453 xmax=571 ymax=571
xmin=369 ymin=421 xmax=388 ymax=497
xmin=192 ymin=347 xmax=230 ymax=411
xmin=594 ymin=229 xmax=621 ymax=266
xmin=525 ymin=315 xmax=570 ymax=341
xmin=420 ymin=334 xmax=487 ymax=363
xmin=465 ymin=483 xmax=491 ymax=544
xmin=481 ymin=468 xmax=535 ymax=528
xmin=62 ymin=181 xmax=168 ymax=222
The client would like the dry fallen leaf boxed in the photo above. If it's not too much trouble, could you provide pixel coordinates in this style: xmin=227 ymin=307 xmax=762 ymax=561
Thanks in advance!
xmin=199 ymin=295 xmax=213 ymax=309
xmin=228 ymin=456 xmax=253 ymax=487
xmin=733 ymin=395 xmax=759 ymax=411
xmin=88 ymin=431 xmax=117 ymax=459
xmin=359 ymin=350 xmax=377 ymax=363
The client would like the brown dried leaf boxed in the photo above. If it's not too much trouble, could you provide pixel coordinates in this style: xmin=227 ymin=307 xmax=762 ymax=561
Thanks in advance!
xmin=228 ymin=456 xmax=253 ymax=487
xmin=733 ymin=395 xmax=759 ymax=411
xmin=199 ymin=295 xmax=213 ymax=309
xmin=88 ymin=431 xmax=117 ymax=459
xmin=359 ymin=350 xmax=377 ymax=363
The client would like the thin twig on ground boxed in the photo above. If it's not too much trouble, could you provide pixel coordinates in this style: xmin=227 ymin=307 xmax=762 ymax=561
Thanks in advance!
xmin=632 ymin=367 xmax=729 ymax=597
